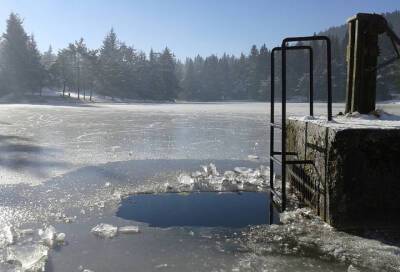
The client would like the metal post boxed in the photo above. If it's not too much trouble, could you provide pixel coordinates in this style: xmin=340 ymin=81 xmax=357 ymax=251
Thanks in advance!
xmin=270 ymin=48 xmax=275 ymax=203
xmin=270 ymin=45 xmax=314 ymax=212
xmin=345 ymin=20 xmax=356 ymax=113
xmin=309 ymin=49 xmax=314 ymax=116
xmin=326 ymin=38 xmax=332 ymax=120
xmin=281 ymin=42 xmax=287 ymax=211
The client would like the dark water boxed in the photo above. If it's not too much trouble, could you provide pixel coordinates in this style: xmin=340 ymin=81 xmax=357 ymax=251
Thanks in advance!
xmin=116 ymin=192 xmax=279 ymax=228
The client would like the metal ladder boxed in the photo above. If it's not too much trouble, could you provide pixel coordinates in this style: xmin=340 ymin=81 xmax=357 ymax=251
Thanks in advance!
xmin=269 ymin=36 xmax=333 ymax=213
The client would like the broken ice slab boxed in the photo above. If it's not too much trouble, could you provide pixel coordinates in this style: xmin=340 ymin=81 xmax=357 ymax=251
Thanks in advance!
xmin=178 ymin=173 xmax=194 ymax=185
xmin=6 ymin=244 xmax=49 ymax=271
xmin=201 ymin=163 xmax=219 ymax=176
xmin=247 ymin=155 xmax=259 ymax=160
xmin=39 ymin=225 xmax=56 ymax=247
xmin=118 ymin=225 xmax=140 ymax=234
xmin=55 ymin=233 xmax=66 ymax=244
xmin=233 ymin=167 xmax=253 ymax=175
xmin=0 ymin=226 xmax=16 ymax=247
xmin=90 ymin=223 xmax=118 ymax=238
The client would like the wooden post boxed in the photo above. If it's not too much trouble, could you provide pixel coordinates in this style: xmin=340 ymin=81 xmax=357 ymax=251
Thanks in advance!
xmin=345 ymin=13 xmax=387 ymax=114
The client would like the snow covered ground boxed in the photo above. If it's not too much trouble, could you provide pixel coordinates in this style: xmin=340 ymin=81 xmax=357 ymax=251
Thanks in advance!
xmin=0 ymin=102 xmax=399 ymax=271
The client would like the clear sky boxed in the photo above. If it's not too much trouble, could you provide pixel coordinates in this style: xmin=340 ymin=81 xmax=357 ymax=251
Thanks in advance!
xmin=0 ymin=0 xmax=398 ymax=60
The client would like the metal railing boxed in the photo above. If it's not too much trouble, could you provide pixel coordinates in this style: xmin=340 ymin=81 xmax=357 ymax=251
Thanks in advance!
xmin=269 ymin=36 xmax=332 ymax=213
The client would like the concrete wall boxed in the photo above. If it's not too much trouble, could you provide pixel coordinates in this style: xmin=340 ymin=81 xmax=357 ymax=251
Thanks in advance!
xmin=287 ymin=119 xmax=400 ymax=229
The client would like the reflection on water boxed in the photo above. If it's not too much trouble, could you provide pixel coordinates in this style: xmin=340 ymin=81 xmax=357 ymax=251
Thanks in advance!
xmin=117 ymin=192 xmax=279 ymax=228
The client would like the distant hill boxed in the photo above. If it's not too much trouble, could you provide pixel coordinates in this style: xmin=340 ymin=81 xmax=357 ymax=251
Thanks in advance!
xmin=320 ymin=10 xmax=400 ymax=41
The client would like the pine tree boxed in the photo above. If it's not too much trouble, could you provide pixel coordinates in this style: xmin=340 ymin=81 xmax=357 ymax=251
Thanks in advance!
xmin=26 ymin=34 xmax=46 ymax=95
xmin=98 ymin=28 xmax=124 ymax=99
xmin=160 ymin=47 xmax=179 ymax=100
xmin=147 ymin=49 xmax=164 ymax=100
xmin=41 ymin=45 xmax=57 ymax=90
xmin=0 ymin=13 xmax=44 ymax=96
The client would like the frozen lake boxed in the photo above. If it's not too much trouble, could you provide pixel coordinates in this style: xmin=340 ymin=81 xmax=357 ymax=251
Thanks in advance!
xmin=0 ymin=102 xmax=399 ymax=271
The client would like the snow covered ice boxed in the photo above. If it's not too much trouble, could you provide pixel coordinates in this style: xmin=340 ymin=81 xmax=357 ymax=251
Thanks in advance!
xmin=0 ymin=102 xmax=399 ymax=271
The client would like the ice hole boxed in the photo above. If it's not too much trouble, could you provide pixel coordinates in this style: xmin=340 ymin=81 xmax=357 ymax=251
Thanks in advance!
xmin=116 ymin=192 xmax=279 ymax=228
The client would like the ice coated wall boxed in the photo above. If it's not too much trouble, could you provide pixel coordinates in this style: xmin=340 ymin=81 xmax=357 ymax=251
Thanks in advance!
xmin=286 ymin=118 xmax=400 ymax=229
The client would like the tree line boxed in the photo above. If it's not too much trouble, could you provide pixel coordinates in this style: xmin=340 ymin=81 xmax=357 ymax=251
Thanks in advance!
xmin=0 ymin=12 xmax=399 ymax=102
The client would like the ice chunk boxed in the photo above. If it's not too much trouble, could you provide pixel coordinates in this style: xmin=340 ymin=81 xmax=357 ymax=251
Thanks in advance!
xmin=0 ymin=226 xmax=16 ymax=247
xmin=234 ymin=167 xmax=253 ymax=175
xmin=247 ymin=155 xmax=259 ymax=160
xmin=208 ymin=163 xmax=219 ymax=176
xmin=55 ymin=233 xmax=66 ymax=244
xmin=79 ymin=267 xmax=95 ymax=272
xmin=347 ymin=265 xmax=361 ymax=272
xmin=104 ymin=182 xmax=111 ymax=187
xmin=164 ymin=182 xmax=173 ymax=191
xmin=6 ymin=244 xmax=49 ymax=271
xmin=178 ymin=173 xmax=194 ymax=185
xmin=118 ymin=225 xmax=139 ymax=234
xmin=155 ymin=263 xmax=168 ymax=269
xmin=19 ymin=228 xmax=35 ymax=236
xmin=96 ymin=201 xmax=105 ymax=209
xmin=223 ymin=171 xmax=236 ymax=182
xmin=191 ymin=171 xmax=203 ymax=178
xmin=91 ymin=223 xmax=118 ymax=238
xmin=39 ymin=225 xmax=56 ymax=247
xmin=201 ymin=163 xmax=219 ymax=176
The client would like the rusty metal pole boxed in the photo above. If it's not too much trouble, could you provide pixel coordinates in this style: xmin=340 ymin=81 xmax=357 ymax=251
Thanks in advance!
xmin=345 ymin=13 xmax=387 ymax=114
